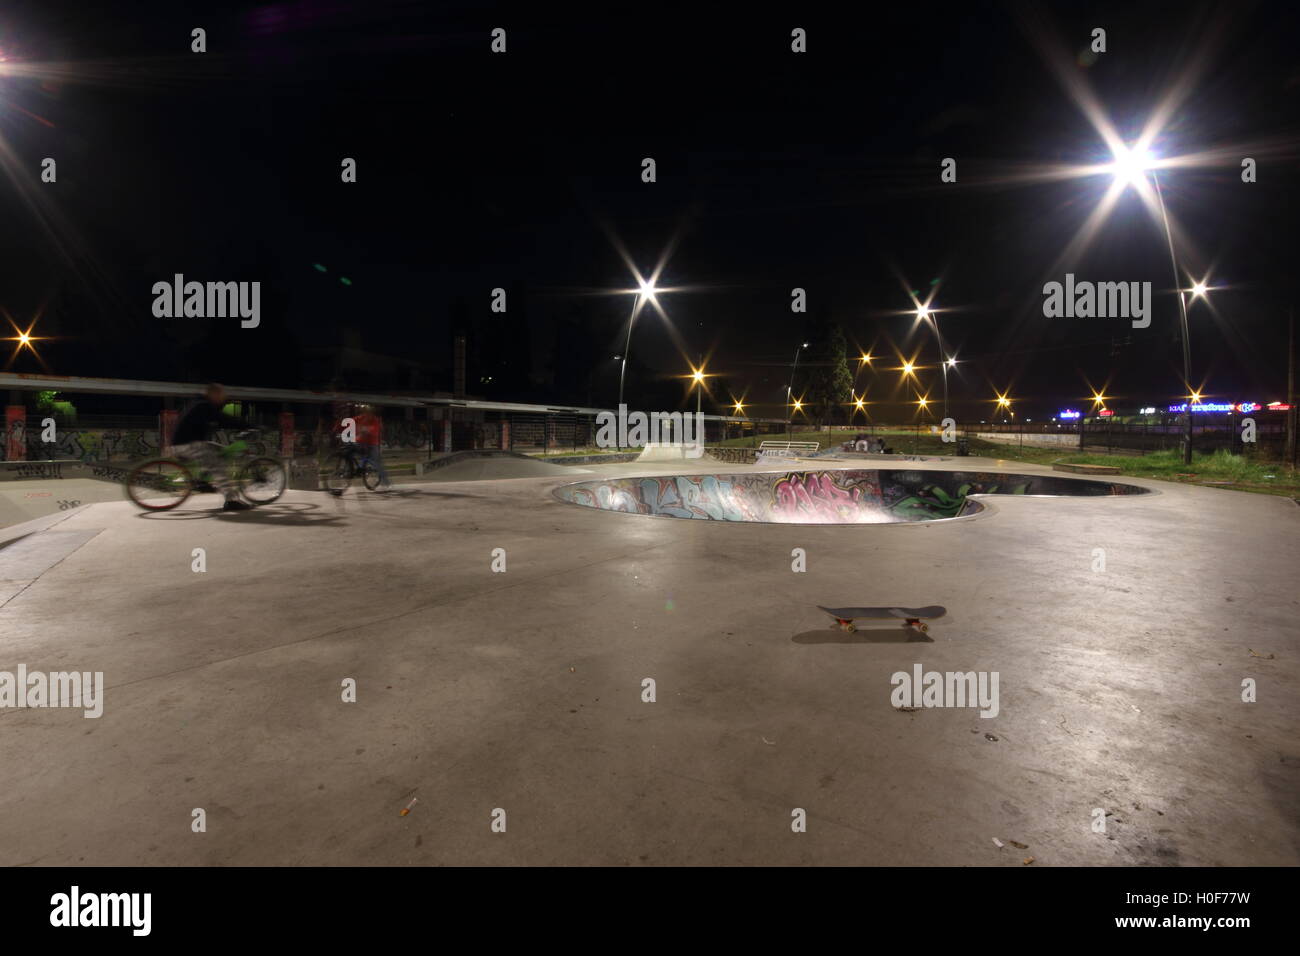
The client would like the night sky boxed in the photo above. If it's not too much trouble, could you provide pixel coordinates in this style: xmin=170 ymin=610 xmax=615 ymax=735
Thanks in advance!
xmin=1 ymin=0 xmax=1297 ymax=420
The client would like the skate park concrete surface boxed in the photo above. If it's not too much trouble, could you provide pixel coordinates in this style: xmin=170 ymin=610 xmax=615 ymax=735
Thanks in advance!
xmin=0 ymin=453 xmax=1297 ymax=866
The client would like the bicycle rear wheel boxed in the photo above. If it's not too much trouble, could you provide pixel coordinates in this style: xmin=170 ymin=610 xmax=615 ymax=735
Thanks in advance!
xmin=126 ymin=459 xmax=194 ymax=511
xmin=320 ymin=452 xmax=352 ymax=495
xmin=241 ymin=457 xmax=287 ymax=504
xmin=360 ymin=462 xmax=382 ymax=491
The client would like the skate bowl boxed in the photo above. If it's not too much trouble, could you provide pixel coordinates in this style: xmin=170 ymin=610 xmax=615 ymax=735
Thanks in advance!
xmin=553 ymin=469 xmax=1151 ymax=524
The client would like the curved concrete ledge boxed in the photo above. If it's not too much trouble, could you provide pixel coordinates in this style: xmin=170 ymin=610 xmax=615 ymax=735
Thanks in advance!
xmin=553 ymin=468 xmax=1151 ymax=524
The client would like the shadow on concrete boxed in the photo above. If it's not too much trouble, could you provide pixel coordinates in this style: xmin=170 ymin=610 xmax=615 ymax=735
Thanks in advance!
xmin=215 ymin=502 xmax=347 ymax=526
xmin=792 ymin=627 xmax=935 ymax=644
xmin=396 ymin=489 xmax=487 ymax=501
xmin=136 ymin=501 xmax=346 ymax=527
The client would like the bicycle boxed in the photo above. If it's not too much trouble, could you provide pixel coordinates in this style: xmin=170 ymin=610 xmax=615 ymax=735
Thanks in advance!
xmin=125 ymin=431 xmax=287 ymax=511
xmin=319 ymin=442 xmax=383 ymax=495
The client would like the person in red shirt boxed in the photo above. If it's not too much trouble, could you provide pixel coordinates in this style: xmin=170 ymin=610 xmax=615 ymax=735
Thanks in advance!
xmin=353 ymin=405 xmax=391 ymax=489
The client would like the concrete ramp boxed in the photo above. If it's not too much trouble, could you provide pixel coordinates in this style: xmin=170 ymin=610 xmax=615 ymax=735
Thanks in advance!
xmin=0 ymin=526 xmax=102 ymax=605
xmin=635 ymin=442 xmax=705 ymax=463
xmin=421 ymin=452 xmax=591 ymax=482
xmin=0 ymin=478 xmax=126 ymax=530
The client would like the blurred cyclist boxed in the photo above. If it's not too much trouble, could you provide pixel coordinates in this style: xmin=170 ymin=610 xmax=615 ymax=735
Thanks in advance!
xmin=171 ymin=383 xmax=252 ymax=511
xmin=354 ymin=404 xmax=392 ymax=489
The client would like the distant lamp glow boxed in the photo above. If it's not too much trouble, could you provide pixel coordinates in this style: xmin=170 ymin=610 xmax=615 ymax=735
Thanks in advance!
xmin=901 ymin=362 xmax=915 ymax=375
xmin=1190 ymin=281 xmax=1208 ymax=298
xmin=916 ymin=305 xmax=930 ymax=320
xmin=945 ymin=356 xmax=956 ymax=368
xmin=3 ymin=314 xmax=47 ymax=362
xmin=917 ymin=397 xmax=929 ymax=408
xmin=792 ymin=399 xmax=803 ymax=412
xmin=638 ymin=280 xmax=658 ymax=300
xmin=732 ymin=400 xmax=745 ymax=414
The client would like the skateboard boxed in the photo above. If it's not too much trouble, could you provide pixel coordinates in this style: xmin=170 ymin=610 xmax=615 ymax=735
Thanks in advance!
xmin=817 ymin=605 xmax=947 ymax=633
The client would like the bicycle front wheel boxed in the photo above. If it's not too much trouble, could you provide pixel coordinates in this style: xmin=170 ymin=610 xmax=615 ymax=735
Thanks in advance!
xmin=241 ymin=457 xmax=287 ymax=504
xmin=126 ymin=459 xmax=194 ymax=511
xmin=360 ymin=462 xmax=382 ymax=491
xmin=320 ymin=452 xmax=352 ymax=495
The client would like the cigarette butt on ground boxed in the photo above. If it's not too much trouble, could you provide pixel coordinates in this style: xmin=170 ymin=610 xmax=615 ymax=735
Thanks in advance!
xmin=399 ymin=797 xmax=419 ymax=817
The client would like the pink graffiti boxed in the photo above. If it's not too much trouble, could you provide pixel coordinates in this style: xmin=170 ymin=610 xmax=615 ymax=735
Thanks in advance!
xmin=772 ymin=472 xmax=877 ymax=522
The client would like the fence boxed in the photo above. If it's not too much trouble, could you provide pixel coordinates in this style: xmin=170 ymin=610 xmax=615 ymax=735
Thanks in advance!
xmin=2 ymin=407 xmax=790 ymax=463
xmin=11 ymin=372 xmax=1287 ymax=464
xmin=964 ymin=417 xmax=1293 ymax=460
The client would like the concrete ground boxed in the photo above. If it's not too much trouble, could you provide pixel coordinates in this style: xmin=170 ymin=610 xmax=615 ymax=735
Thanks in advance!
xmin=0 ymin=454 xmax=1296 ymax=866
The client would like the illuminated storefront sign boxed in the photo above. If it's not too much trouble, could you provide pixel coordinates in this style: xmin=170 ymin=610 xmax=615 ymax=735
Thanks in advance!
xmin=1058 ymin=409 xmax=1081 ymax=419
xmin=1098 ymin=408 xmax=1114 ymax=417
xmin=1168 ymin=403 xmax=1244 ymax=413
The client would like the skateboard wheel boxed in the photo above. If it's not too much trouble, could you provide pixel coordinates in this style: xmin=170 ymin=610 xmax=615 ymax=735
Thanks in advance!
xmin=846 ymin=622 xmax=856 ymax=633
xmin=919 ymin=623 xmax=929 ymax=633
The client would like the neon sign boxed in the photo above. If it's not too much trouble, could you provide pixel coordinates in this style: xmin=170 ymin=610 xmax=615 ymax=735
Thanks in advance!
xmin=1098 ymin=408 xmax=1114 ymax=417
xmin=1058 ymin=409 xmax=1081 ymax=420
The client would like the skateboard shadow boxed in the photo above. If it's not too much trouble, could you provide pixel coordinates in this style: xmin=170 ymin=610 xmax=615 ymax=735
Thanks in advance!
xmin=792 ymin=627 xmax=935 ymax=645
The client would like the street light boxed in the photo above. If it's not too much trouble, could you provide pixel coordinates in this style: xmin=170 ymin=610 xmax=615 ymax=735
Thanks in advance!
xmin=919 ymin=304 xmax=952 ymax=421
xmin=854 ymin=351 xmax=873 ymax=394
xmin=689 ymin=362 xmax=707 ymax=417
xmin=787 ymin=342 xmax=808 ymax=439
xmin=1107 ymin=146 xmax=1195 ymax=463
xmin=616 ymin=282 xmax=657 ymax=411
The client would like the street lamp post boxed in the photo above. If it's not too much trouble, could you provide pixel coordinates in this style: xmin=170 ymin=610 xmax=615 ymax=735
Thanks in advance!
xmin=787 ymin=342 xmax=808 ymax=440
xmin=1151 ymin=170 xmax=1195 ymax=465
xmin=617 ymin=292 xmax=650 ymax=411
xmin=918 ymin=305 xmax=952 ymax=423
xmin=696 ymin=355 xmax=703 ymax=417
xmin=615 ymin=282 xmax=658 ymax=451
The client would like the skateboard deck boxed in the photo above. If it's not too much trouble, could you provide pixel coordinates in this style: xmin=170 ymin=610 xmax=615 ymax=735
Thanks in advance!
xmin=817 ymin=605 xmax=946 ymax=633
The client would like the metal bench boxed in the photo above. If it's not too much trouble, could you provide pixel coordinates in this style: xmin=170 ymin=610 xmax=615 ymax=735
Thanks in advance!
xmin=757 ymin=440 xmax=822 ymax=459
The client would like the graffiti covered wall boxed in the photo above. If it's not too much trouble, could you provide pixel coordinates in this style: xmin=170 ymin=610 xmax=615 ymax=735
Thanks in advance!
xmin=19 ymin=427 xmax=161 ymax=465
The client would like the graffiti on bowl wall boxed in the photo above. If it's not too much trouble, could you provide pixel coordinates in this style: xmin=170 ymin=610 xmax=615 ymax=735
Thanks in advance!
xmin=554 ymin=469 xmax=1150 ymax=524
